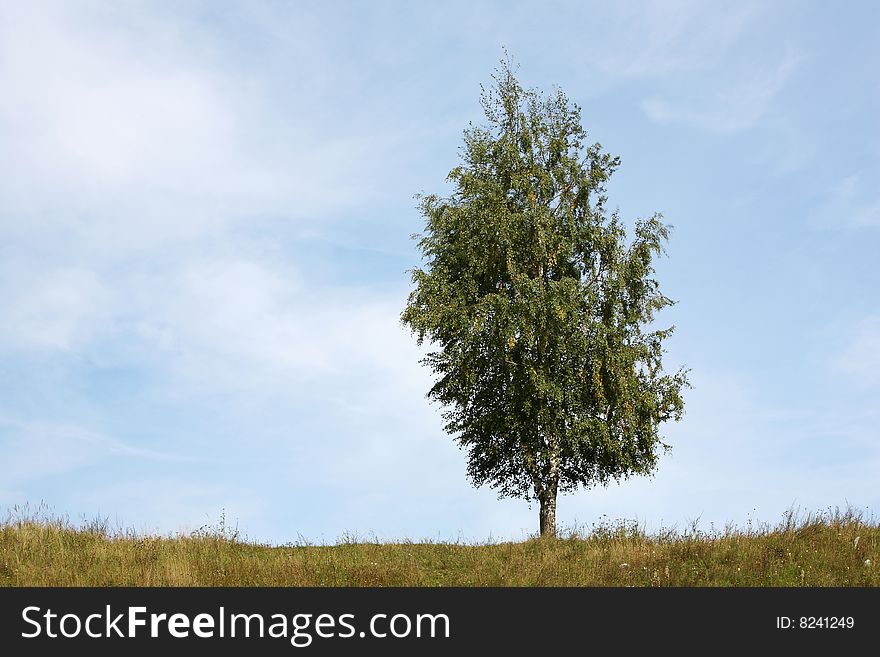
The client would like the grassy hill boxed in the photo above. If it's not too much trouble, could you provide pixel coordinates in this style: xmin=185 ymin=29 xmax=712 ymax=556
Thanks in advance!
xmin=1 ymin=507 xmax=877 ymax=586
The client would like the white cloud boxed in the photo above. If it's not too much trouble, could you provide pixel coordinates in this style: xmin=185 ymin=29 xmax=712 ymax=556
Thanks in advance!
xmin=0 ymin=1 xmax=446 ymax=542
xmin=0 ymin=1 xmax=405 ymax=259
xmin=0 ymin=3 xmax=233 ymax=189
xmin=0 ymin=1 xmax=426 ymax=373
xmin=106 ymin=254 xmax=425 ymax=397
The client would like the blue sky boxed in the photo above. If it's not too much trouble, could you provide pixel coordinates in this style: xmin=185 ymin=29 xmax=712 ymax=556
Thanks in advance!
xmin=1 ymin=1 xmax=878 ymax=544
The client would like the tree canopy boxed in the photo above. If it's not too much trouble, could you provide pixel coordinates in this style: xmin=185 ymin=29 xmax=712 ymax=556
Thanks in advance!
xmin=401 ymin=57 xmax=689 ymax=537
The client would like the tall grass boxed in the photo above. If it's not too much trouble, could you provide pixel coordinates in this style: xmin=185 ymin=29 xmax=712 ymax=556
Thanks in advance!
xmin=1 ymin=504 xmax=877 ymax=586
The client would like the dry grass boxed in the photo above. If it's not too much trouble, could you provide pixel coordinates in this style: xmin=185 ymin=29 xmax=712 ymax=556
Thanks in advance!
xmin=1 ymin=505 xmax=877 ymax=586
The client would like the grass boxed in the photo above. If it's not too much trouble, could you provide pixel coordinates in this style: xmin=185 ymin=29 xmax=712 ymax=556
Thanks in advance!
xmin=1 ymin=505 xmax=877 ymax=586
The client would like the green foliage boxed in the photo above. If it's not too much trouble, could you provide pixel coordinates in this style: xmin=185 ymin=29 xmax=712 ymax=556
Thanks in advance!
xmin=401 ymin=56 xmax=689 ymax=523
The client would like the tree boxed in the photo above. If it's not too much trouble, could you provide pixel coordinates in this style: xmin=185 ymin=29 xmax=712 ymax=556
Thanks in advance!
xmin=401 ymin=56 xmax=689 ymax=538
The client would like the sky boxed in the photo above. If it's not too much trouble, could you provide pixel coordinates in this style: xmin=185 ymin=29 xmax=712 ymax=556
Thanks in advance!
xmin=1 ymin=0 xmax=878 ymax=545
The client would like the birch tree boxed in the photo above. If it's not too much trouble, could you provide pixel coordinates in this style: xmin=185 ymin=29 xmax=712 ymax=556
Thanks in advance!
xmin=402 ymin=57 xmax=688 ymax=538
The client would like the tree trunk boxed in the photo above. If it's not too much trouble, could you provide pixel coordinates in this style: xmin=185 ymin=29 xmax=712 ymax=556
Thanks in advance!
xmin=538 ymin=486 xmax=558 ymax=538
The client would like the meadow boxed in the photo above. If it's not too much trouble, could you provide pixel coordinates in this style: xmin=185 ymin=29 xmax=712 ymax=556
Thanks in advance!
xmin=1 ymin=506 xmax=876 ymax=586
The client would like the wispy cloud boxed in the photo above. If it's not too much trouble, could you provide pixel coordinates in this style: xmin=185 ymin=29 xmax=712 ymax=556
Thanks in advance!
xmin=591 ymin=0 xmax=760 ymax=78
xmin=0 ymin=266 xmax=111 ymax=352
xmin=835 ymin=316 xmax=880 ymax=386
xmin=0 ymin=415 xmax=181 ymax=489
xmin=812 ymin=175 xmax=880 ymax=228
xmin=641 ymin=48 xmax=801 ymax=133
